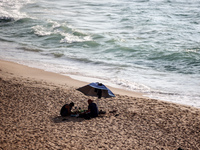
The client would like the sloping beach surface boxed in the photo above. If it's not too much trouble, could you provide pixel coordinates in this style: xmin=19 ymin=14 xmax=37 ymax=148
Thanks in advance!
xmin=0 ymin=60 xmax=200 ymax=150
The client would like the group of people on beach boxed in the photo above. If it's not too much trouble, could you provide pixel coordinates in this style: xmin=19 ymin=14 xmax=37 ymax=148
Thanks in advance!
xmin=60 ymin=99 xmax=99 ymax=120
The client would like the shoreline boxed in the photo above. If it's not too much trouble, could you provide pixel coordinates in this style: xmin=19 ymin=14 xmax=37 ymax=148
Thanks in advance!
xmin=0 ymin=59 xmax=146 ymax=98
xmin=1 ymin=59 xmax=200 ymax=149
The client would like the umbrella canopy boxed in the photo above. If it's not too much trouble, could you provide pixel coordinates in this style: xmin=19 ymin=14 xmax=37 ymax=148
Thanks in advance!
xmin=77 ymin=82 xmax=115 ymax=98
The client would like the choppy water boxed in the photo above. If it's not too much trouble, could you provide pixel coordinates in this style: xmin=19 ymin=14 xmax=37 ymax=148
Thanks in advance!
xmin=0 ymin=0 xmax=200 ymax=107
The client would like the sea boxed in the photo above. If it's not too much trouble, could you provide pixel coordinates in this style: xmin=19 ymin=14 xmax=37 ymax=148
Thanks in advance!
xmin=0 ymin=0 xmax=200 ymax=107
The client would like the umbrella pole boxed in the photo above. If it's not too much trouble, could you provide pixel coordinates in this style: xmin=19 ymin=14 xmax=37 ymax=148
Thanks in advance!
xmin=95 ymin=97 xmax=102 ymax=111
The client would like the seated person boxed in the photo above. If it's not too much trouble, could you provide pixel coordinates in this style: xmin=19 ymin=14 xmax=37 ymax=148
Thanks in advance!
xmin=80 ymin=99 xmax=98 ymax=119
xmin=60 ymin=102 xmax=74 ymax=117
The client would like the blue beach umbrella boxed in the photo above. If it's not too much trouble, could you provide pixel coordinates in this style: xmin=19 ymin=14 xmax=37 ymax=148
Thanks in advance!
xmin=77 ymin=82 xmax=115 ymax=98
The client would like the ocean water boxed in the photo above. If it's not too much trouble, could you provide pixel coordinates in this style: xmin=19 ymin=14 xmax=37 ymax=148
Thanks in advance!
xmin=0 ymin=0 xmax=200 ymax=107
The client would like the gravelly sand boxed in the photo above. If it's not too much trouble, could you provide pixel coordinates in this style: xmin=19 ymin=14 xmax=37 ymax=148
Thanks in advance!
xmin=0 ymin=60 xmax=200 ymax=150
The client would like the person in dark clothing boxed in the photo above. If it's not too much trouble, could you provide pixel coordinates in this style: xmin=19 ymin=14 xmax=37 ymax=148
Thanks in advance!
xmin=87 ymin=99 xmax=98 ymax=118
xmin=79 ymin=99 xmax=98 ymax=119
xmin=60 ymin=102 xmax=74 ymax=117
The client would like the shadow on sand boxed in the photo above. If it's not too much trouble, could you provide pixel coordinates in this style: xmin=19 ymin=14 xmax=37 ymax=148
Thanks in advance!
xmin=52 ymin=116 xmax=85 ymax=123
xmin=52 ymin=113 xmax=108 ymax=123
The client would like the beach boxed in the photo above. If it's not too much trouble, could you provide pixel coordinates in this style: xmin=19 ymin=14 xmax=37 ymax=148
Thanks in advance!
xmin=0 ymin=59 xmax=200 ymax=150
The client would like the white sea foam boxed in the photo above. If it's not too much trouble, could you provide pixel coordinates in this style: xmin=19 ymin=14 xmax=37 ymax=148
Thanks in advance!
xmin=60 ymin=34 xmax=92 ymax=43
xmin=32 ymin=25 xmax=52 ymax=36
xmin=31 ymin=20 xmax=92 ymax=43
xmin=47 ymin=19 xmax=61 ymax=29
xmin=0 ymin=0 xmax=33 ymax=19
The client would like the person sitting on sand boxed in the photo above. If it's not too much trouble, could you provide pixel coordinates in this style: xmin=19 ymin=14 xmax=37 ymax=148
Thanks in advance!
xmin=79 ymin=99 xmax=99 ymax=119
xmin=60 ymin=102 xmax=74 ymax=117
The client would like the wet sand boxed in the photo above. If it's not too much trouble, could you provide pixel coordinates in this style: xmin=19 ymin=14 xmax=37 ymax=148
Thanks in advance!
xmin=0 ymin=60 xmax=200 ymax=150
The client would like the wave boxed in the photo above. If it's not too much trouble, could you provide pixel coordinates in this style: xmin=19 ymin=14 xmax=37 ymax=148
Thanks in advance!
xmin=51 ymin=52 xmax=64 ymax=58
xmin=0 ymin=16 xmax=14 ymax=23
xmin=18 ymin=46 xmax=42 ymax=53
xmin=32 ymin=25 xmax=52 ymax=36
xmin=0 ymin=0 xmax=32 ymax=20
xmin=60 ymin=34 xmax=92 ymax=44
xmin=0 ymin=37 xmax=15 ymax=43
xmin=146 ymin=50 xmax=200 ymax=74
xmin=32 ymin=20 xmax=93 ymax=44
